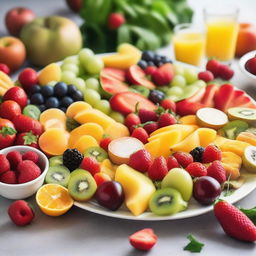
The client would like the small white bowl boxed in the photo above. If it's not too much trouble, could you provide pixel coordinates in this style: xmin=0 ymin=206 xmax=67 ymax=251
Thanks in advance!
xmin=239 ymin=50 xmax=256 ymax=82
xmin=0 ymin=146 xmax=49 ymax=200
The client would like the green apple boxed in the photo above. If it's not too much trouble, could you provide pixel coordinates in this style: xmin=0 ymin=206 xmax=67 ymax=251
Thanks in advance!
xmin=20 ymin=16 xmax=82 ymax=66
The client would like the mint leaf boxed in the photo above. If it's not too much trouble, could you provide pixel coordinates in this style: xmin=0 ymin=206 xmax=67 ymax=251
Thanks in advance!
xmin=184 ymin=234 xmax=204 ymax=253
xmin=240 ymin=207 xmax=256 ymax=225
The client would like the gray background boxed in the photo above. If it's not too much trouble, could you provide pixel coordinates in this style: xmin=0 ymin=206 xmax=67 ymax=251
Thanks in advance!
xmin=0 ymin=0 xmax=256 ymax=255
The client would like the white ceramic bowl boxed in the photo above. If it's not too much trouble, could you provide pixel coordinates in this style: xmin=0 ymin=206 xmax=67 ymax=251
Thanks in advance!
xmin=0 ymin=146 xmax=49 ymax=200
xmin=239 ymin=50 xmax=256 ymax=82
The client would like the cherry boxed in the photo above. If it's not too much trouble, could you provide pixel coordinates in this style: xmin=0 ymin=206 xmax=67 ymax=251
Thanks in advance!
xmin=245 ymin=56 xmax=256 ymax=75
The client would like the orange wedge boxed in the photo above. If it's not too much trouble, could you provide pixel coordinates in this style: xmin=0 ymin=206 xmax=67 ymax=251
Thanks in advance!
xmin=36 ymin=184 xmax=74 ymax=216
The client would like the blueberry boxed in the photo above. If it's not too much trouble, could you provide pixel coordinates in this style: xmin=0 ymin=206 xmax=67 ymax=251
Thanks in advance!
xmin=45 ymin=97 xmax=59 ymax=108
xmin=72 ymin=90 xmax=83 ymax=101
xmin=147 ymin=61 xmax=155 ymax=67
xmin=67 ymin=84 xmax=77 ymax=95
xmin=54 ymin=82 xmax=68 ymax=98
xmin=153 ymin=55 xmax=162 ymax=65
xmin=41 ymin=85 xmax=54 ymax=97
xmin=138 ymin=60 xmax=147 ymax=69
xmin=39 ymin=104 xmax=46 ymax=112
xmin=148 ymin=90 xmax=165 ymax=104
xmin=30 ymin=93 xmax=44 ymax=105
xmin=60 ymin=96 xmax=74 ymax=108
xmin=142 ymin=51 xmax=155 ymax=61
xmin=30 ymin=85 xmax=41 ymax=94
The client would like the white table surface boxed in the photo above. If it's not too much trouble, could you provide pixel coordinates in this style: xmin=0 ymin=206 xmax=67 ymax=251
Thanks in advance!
xmin=0 ymin=1 xmax=256 ymax=255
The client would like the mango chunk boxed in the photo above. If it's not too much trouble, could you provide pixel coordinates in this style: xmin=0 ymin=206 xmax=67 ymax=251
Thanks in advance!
xmin=40 ymin=108 xmax=66 ymax=130
xmin=104 ymin=122 xmax=130 ymax=140
xmin=179 ymin=115 xmax=198 ymax=125
xmin=221 ymin=152 xmax=242 ymax=180
xmin=236 ymin=132 xmax=256 ymax=146
xmin=66 ymin=101 xmax=92 ymax=119
xmin=73 ymin=135 xmax=98 ymax=154
xmin=38 ymin=63 xmax=61 ymax=85
xmin=100 ymin=159 xmax=116 ymax=180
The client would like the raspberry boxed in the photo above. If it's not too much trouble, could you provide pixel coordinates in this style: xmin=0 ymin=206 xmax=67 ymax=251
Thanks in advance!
xmin=6 ymin=151 xmax=22 ymax=169
xmin=128 ymin=149 xmax=153 ymax=173
xmin=148 ymin=156 xmax=168 ymax=181
xmin=22 ymin=151 xmax=39 ymax=164
xmin=185 ymin=162 xmax=207 ymax=177
xmin=0 ymin=154 xmax=10 ymax=174
xmin=167 ymin=156 xmax=180 ymax=170
xmin=17 ymin=160 xmax=41 ymax=184
xmin=63 ymin=149 xmax=83 ymax=171
xmin=0 ymin=170 xmax=16 ymax=184
xmin=190 ymin=147 xmax=205 ymax=162
xmin=173 ymin=152 xmax=193 ymax=168
xmin=202 ymin=145 xmax=222 ymax=163
xmin=80 ymin=157 xmax=100 ymax=176
xmin=207 ymin=160 xmax=226 ymax=184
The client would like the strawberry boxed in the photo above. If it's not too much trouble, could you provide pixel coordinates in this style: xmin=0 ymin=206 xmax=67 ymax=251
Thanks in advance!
xmin=176 ymin=100 xmax=205 ymax=116
xmin=128 ymin=149 xmax=153 ymax=173
xmin=185 ymin=162 xmax=207 ymax=177
xmin=99 ymin=137 xmax=112 ymax=152
xmin=206 ymin=59 xmax=220 ymax=77
xmin=167 ymin=156 xmax=180 ymax=170
xmin=131 ymin=127 xmax=149 ymax=144
xmin=0 ymin=100 xmax=21 ymax=120
xmin=173 ymin=152 xmax=193 ymax=168
xmin=148 ymin=156 xmax=168 ymax=180
xmin=207 ymin=161 xmax=226 ymax=184
xmin=160 ymin=99 xmax=176 ymax=113
xmin=80 ymin=157 xmax=100 ymax=176
xmin=144 ymin=66 xmax=157 ymax=76
xmin=200 ymin=84 xmax=219 ymax=107
xmin=198 ymin=70 xmax=214 ymax=82
xmin=3 ymin=87 xmax=28 ymax=109
xmin=107 ymin=13 xmax=125 ymax=30
xmin=0 ymin=63 xmax=10 ymax=75
xmin=158 ymin=112 xmax=176 ymax=128
xmin=213 ymin=84 xmax=234 ymax=112
xmin=93 ymin=172 xmax=111 ymax=187
xmin=0 ymin=154 xmax=10 ymax=174
xmin=6 ymin=151 xmax=22 ymax=169
xmin=214 ymin=200 xmax=256 ymax=242
xmin=202 ymin=145 xmax=222 ymax=163
xmin=0 ymin=170 xmax=16 ymax=184
xmin=17 ymin=160 xmax=41 ymax=183
xmin=0 ymin=118 xmax=16 ymax=149
xmin=143 ymin=122 xmax=158 ymax=134
xmin=218 ymin=64 xmax=234 ymax=80
xmin=15 ymin=131 xmax=38 ymax=148
xmin=129 ymin=228 xmax=157 ymax=251
xmin=18 ymin=68 xmax=38 ymax=93
xmin=138 ymin=109 xmax=158 ymax=123
xmin=22 ymin=151 xmax=39 ymax=164
xmin=124 ymin=113 xmax=141 ymax=132
xmin=12 ymin=114 xmax=43 ymax=136
xmin=152 ymin=63 xmax=174 ymax=86
xmin=8 ymin=200 xmax=34 ymax=226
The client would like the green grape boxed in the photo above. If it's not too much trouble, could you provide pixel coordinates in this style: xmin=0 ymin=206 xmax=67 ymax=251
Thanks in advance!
xmin=190 ymin=80 xmax=207 ymax=88
xmin=61 ymin=63 xmax=79 ymax=76
xmin=63 ymin=56 xmax=79 ymax=65
xmin=73 ymin=78 xmax=86 ymax=92
xmin=94 ymin=100 xmax=111 ymax=115
xmin=157 ymin=86 xmax=169 ymax=94
xmin=78 ymin=64 xmax=85 ymax=76
xmin=183 ymin=68 xmax=198 ymax=84
xmin=167 ymin=86 xmax=184 ymax=96
xmin=61 ymin=71 xmax=76 ymax=84
xmin=84 ymin=89 xmax=101 ymax=106
xmin=183 ymin=85 xmax=199 ymax=96
xmin=110 ymin=111 xmax=124 ymax=123
xmin=166 ymin=95 xmax=179 ymax=102
xmin=85 ymin=78 xmax=100 ymax=91
xmin=79 ymin=48 xmax=94 ymax=65
xmin=171 ymin=75 xmax=186 ymax=87
xmin=173 ymin=64 xmax=184 ymax=76
xmin=83 ymin=56 xmax=104 ymax=75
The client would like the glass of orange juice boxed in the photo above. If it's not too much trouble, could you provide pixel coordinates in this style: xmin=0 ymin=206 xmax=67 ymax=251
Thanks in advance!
xmin=173 ymin=23 xmax=205 ymax=66
xmin=204 ymin=5 xmax=239 ymax=62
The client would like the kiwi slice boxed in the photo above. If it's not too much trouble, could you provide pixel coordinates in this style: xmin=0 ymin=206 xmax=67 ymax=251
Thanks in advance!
xmin=84 ymin=146 xmax=108 ymax=162
xmin=49 ymin=156 xmax=63 ymax=166
xmin=149 ymin=187 xmax=187 ymax=216
xmin=23 ymin=104 xmax=41 ymax=120
xmin=228 ymin=107 xmax=256 ymax=123
xmin=219 ymin=120 xmax=249 ymax=139
xmin=45 ymin=166 xmax=70 ymax=187
xmin=243 ymin=146 xmax=256 ymax=173
xmin=130 ymin=85 xmax=150 ymax=97
xmin=68 ymin=169 xmax=97 ymax=201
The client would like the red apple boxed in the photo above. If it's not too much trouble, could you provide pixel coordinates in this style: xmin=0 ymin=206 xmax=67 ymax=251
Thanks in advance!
xmin=65 ymin=0 xmax=82 ymax=12
xmin=235 ymin=23 xmax=256 ymax=57
xmin=5 ymin=7 xmax=35 ymax=37
xmin=0 ymin=36 xmax=26 ymax=71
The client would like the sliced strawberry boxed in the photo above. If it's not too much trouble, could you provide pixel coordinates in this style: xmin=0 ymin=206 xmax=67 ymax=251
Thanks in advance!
xmin=110 ymin=92 xmax=157 ymax=115
xmin=176 ymin=100 xmax=205 ymax=116
xmin=200 ymin=84 xmax=219 ymax=107
xmin=214 ymin=84 xmax=234 ymax=112
xmin=126 ymin=65 xmax=156 ymax=89
xmin=101 ymin=67 xmax=126 ymax=81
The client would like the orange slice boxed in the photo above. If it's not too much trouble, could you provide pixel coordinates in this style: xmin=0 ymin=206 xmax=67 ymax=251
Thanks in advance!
xmin=36 ymin=184 xmax=74 ymax=216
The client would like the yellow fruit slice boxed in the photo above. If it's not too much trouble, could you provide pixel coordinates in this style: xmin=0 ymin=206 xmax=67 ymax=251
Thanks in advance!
xmin=38 ymin=63 xmax=61 ymax=85
xmin=66 ymin=101 xmax=92 ymax=119
xmin=236 ymin=132 xmax=256 ymax=146
xmin=104 ymin=122 xmax=130 ymax=140
xmin=197 ymin=128 xmax=217 ymax=147
xmin=0 ymin=86 xmax=7 ymax=96
xmin=36 ymin=184 xmax=74 ymax=216
xmin=73 ymin=135 xmax=98 ymax=154
xmin=0 ymin=71 xmax=14 ymax=86
xmin=100 ymin=159 xmax=116 ymax=180
xmin=40 ymin=108 xmax=66 ymax=125
xmin=0 ymin=79 xmax=13 ymax=89
xmin=43 ymin=119 xmax=66 ymax=130
xmin=221 ymin=152 xmax=241 ymax=179
xmin=145 ymin=139 xmax=161 ymax=159
xmin=179 ymin=115 xmax=197 ymax=125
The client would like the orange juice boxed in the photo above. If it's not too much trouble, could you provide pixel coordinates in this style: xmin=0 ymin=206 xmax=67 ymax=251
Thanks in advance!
xmin=206 ymin=18 xmax=238 ymax=61
xmin=173 ymin=26 xmax=205 ymax=66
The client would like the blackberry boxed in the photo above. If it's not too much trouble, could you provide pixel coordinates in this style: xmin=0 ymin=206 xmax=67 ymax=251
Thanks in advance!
xmin=63 ymin=149 xmax=83 ymax=171
xmin=190 ymin=147 xmax=205 ymax=162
